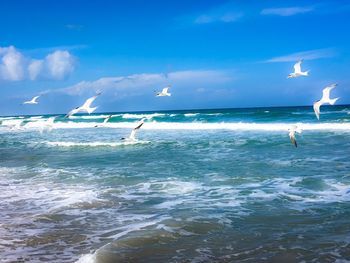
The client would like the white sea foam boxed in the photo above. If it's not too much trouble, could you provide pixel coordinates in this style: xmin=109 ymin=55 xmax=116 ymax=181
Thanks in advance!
xmin=75 ymin=216 xmax=169 ymax=263
xmin=0 ymin=167 xmax=103 ymax=213
xmin=1 ymin=119 xmax=23 ymax=126
xmin=0 ymin=119 xmax=24 ymax=130
xmin=75 ymin=254 xmax=96 ymax=263
xmin=69 ymin=115 xmax=115 ymax=120
xmin=45 ymin=140 xmax=150 ymax=147
xmin=184 ymin=113 xmax=199 ymax=117
xmin=154 ymin=199 xmax=185 ymax=209
xmin=16 ymin=121 xmax=350 ymax=131
xmin=0 ymin=116 xmax=23 ymax=121
xmin=122 ymin=113 xmax=165 ymax=119
xmin=28 ymin=116 xmax=43 ymax=120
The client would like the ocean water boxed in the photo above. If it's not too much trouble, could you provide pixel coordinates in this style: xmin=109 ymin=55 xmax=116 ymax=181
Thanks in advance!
xmin=1 ymin=105 xmax=350 ymax=263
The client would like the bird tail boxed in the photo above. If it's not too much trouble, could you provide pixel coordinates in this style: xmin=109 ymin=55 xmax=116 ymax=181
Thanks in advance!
xmin=329 ymin=97 xmax=339 ymax=105
xmin=88 ymin=107 xmax=97 ymax=114
xmin=305 ymin=70 xmax=310 ymax=76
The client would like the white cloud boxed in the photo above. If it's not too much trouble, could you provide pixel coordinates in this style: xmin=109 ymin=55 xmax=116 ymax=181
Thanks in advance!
xmin=65 ymin=24 xmax=84 ymax=31
xmin=0 ymin=46 xmax=25 ymax=81
xmin=265 ymin=48 xmax=336 ymax=63
xmin=0 ymin=45 xmax=76 ymax=81
xmin=194 ymin=12 xmax=242 ymax=24
xmin=191 ymin=1 xmax=243 ymax=25
xmin=45 ymin=50 xmax=75 ymax=80
xmin=195 ymin=15 xmax=214 ymax=24
xmin=261 ymin=6 xmax=313 ymax=16
xmin=28 ymin=59 xmax=44 ymax=80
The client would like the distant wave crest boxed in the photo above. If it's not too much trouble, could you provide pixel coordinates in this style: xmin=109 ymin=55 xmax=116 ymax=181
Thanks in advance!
xmin=20 ymin=121 xmax=350 ymax=131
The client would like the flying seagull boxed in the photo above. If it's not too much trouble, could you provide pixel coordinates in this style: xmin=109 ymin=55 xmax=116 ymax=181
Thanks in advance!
xmin=156 ymin=86 xmax=171 ymax=97
xmin=65 ymin=93 xmax=101 ymax=118
xmin=23 ymin=95 xmax=40 ymax=105
xmin=288 ymin=125 xmax=302 ymax=148
xmin=121 ymin=118 xmax=146 ymax=141
xmin=94 ymin=114 xmax=114 ymax=127
xmin=287 ymin=60 xmax=309 ymax=78
xmin=313 ymin=84 xmax=339 ymax=120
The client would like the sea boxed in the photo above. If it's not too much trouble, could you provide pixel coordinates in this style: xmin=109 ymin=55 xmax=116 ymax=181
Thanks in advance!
xmin=1 ymin=105 xmax=350 ymax=263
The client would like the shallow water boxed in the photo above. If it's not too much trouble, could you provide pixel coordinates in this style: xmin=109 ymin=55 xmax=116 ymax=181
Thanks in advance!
xmin=1 ymin=106 xmax=350 ymax=262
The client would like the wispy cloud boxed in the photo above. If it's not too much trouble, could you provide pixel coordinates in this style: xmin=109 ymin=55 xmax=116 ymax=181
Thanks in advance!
xmin=265 ymin=48 xmax=337 ymax=63
xmin=180 ymin=1 xmax=244 ymax=25
xmin=65 ymin=24 xmax=84 ymax=31
xmin=26 ymin=44 xmax=87 ymax=55
xmin=53 ymin=70 xmax=233 ymax=96
xmin=261 ymin=6 xmax=314 ymax=16
xmin=0 ymin=45 xmax=76 ymax=81
xmin=194 ymin=12 xmax=243 ymax=24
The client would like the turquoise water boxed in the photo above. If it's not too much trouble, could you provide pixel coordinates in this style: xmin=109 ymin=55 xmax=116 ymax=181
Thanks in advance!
xmin=1 ymin=105 xmax=350 ymax=262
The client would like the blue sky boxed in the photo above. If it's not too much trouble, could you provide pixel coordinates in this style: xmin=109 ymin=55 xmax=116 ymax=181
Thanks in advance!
xmin=0 ymin=0 xmax=349 ymax=115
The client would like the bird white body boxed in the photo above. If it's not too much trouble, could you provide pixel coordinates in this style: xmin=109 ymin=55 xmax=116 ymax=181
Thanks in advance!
xmin=94 ymin=115 xmax=114 ymax=127
xmin=288 ymin=125 xmax=302 ymax=147
xmin=65 ymin=93 xmax=101 ymax=118
xmin=313 ymin=84 xmax=339 ymax=120
xmin=122 ymin=118 xmax=145 ymax=141
xmin=287 ymin=60 xmax=309 ymax=78
xmin=23 ymin=95 xmax=40 ymax=105
xmin=156 ymin=87 xmax=171 ymax=97
xmin=103 ymin=115 xmax=113 ymax=124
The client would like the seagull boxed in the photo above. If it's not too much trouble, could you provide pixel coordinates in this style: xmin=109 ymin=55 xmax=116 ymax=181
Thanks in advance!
xmin=287 ymin=60 xmax=309 ymax=78
xmin=288 ymin=125 xmax=302 ymax=148
xmin=65 ymin=93 xmax=101 ymax=118
xmin=121 ymin=118 xmax=146 ymax=141
xmin=156 ymin=86 xmax=171 ymax=97
xmin=313 ymin=84 xmax=339 ymax=120
xmin=23 ymin=95 xmax=40 ymax=104
xmin=94 ymin=115 xmax=114 ymax=127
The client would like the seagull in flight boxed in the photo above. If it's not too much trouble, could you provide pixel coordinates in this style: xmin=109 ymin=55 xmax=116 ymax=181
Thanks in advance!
xmin=65 ymin=93 xmax=101 ymax=118
xmin=156 ymin=86 xmax=171 ymax=97
xmin=287 ymin=60 xmax=309 ymax=78
xmin=94 ymin=114 xmax=114 ymax=127
xmin=121 ymin=118 xmax=146 ymax=141
xmin=288 ymin=125 xmax=302 ymax=148
xmin=313 ymin=84 xmax=339 ymax=120
xmin=23 ymin=95 xmax=40 ymax=105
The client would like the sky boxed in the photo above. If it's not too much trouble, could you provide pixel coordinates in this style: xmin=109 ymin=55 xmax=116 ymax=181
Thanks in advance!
xmin=0 ymin=0 xmax=349 ymax=115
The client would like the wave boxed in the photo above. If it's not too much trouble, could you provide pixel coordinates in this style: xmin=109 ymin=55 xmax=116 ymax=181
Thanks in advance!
xmin=0 ymin=116 xmax=24 ymax=121
xmin=19 ymin=121 xmax=350 ymax=131
xmin=4 ymin=120 xmax=350 ymax=131
xmin=28 ymin=116 xmax=43 ymax=119
xmin=0 ymin=167 xmax=103 ymax=213
xmin=184 ymin=113 xmax=199 ymax=117
xmin=45 ymin=140 xmax=150 ymax=147
xmin=76 ymin=254 xmax=96 ymax=263
xmin=68 ymin=115 xmax=116 ymax=120
xmin=122 ymin=113 xmax=165 ymax=119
